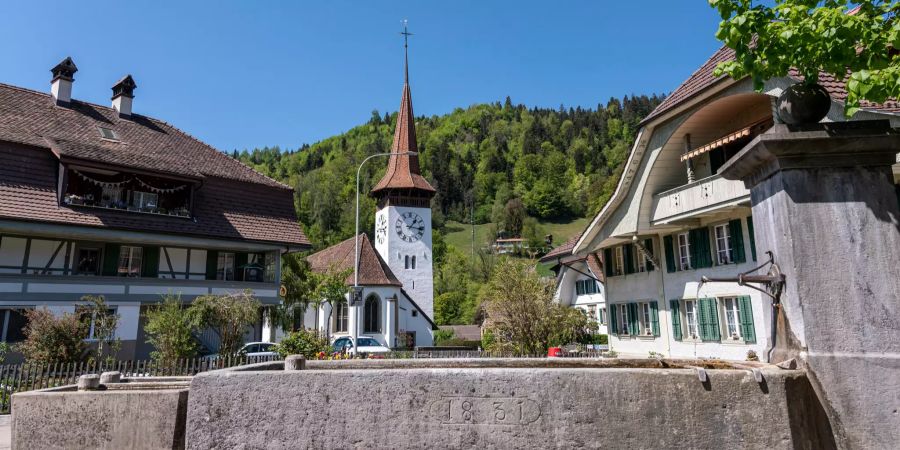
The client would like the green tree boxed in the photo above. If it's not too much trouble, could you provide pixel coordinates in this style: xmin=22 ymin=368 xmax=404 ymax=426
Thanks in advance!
xmin=274 ymin=253 xmax=317 ymax=332
xmin=188 ymin=291 xmax=262 ymax=356
xmin=76 ymin=295 xmax=121 ymax=365
xmin=143 ymin=294 xmax=198 ymax=365
xmin=710 ymin=0 xmax=900 ymax=116
xmin=17 ymin=308 xmax=87 ymax=364
xmin=480 ymin=259 xmax=589 ymax=354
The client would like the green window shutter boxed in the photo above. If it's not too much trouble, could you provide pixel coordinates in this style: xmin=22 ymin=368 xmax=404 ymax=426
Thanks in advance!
xmin=234 ymin=252 xmax=248 ymax=281
xmin=604 ymin=249 xmax=614 ymax=277
xmin=690 ymin=228 xmax=714 ymax=269
xmin=628 ymin=303 xmax=639 ymax=336
xmin=649 ymin=301 xmax=660 ymax=337
xmin=141 ymin=246 xmax=160 ymax=278
xmin=623 ymin=245 xmax=635 ymax=275
xmin=101 ymin=244 xmax=121 ymax=276
xmin=609 ymin=305 xmax=619 ymax=335
xmin=664 ymin=235 xmax=677 ymax=273
xmin=747 ymin=216 xmax=757 ymax=261
xmin=206 ymin=250 xmax=219 ymax=280
xmin=670 ymin=300 xmax=682 ymax=341
xmin=644 ymin=238 xmax=655 ymax=272
xmin=729 ymin=219 xmax=746 ymax=264
xmin=738 ymin=296 xmax=756 ymax=344
xmin=698 ymin=298 xmax=721 ymax=342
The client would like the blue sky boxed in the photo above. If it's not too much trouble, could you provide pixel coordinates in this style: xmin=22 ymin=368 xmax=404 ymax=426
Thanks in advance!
xmin=1 ymin=1 xmax=724 ymax=152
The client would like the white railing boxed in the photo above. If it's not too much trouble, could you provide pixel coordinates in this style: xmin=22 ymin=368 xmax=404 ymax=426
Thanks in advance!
xmin=651 ymin=174 xmax=749 ymax=224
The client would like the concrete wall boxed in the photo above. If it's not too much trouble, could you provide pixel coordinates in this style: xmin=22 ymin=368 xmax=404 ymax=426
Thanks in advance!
xmin=13 ymin=385 xmax=189 ymax=450
xmin=185 ymin=361 xmax=833 ymax=449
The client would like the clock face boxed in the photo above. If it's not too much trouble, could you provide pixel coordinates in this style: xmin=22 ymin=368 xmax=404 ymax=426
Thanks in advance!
xmin=395 ymin=211 xmax=425 ymax=242
xmin=375 ymin=215 xmax=388 ymax=244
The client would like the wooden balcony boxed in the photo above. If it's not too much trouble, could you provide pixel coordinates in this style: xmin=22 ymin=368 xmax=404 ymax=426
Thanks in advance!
xmin=650 ymin=174 xmax=750 ymax=225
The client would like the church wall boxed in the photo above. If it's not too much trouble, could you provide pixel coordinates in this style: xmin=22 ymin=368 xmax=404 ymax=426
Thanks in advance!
xmin=374 ymin=205 xmax=434 ymax=320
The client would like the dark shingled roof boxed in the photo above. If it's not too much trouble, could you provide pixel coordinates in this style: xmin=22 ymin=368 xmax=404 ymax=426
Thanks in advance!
xmin=0 ymin=82 xmax=309 ymax=246
xmin=306 ymin=234 xmax=402 ymax=286
xmin=642 ymin=45 xmax=900 ymax=126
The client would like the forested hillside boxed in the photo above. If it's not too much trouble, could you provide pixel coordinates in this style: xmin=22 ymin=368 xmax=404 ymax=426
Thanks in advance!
xmin=234 ymin=95 xmax=663 ymax=251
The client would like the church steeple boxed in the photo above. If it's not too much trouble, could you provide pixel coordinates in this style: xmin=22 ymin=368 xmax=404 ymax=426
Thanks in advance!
xmin=370 ymin=21 xmax=435 ymax=201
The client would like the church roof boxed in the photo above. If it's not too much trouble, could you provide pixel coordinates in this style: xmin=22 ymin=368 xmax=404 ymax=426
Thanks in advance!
xmin=306 ymin=234 xmax=402 ymax=286
xmin=370 ymin=55 xmax=436 ymax=196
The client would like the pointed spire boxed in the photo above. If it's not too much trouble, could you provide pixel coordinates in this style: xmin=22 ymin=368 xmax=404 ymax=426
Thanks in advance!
xmin=371 ymin=21 xmax=435 ymax=198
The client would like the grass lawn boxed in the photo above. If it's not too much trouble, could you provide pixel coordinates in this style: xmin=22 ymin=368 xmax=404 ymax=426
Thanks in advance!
xmin=442 ymin=217 xmax=589 ymax=254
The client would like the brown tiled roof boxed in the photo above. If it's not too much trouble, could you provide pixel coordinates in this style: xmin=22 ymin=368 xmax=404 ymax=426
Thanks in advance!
xmin=306 ymin=234 xmax=401 ymax=286
xmin=0 ymin=82 xmax=288 ymax=187
xmin=539 ymin=232 xmax=583 ymax=263
xmin=642 ymin=45 xmax=900 ymax=125
xmin=0 ymin=142 xmax=309 ymax=246
xmin=585 ymin=253 xmax=605 ymax=282
xmin=370 ymin=74 xmax=435 ymax=195
xmin=0 ymin=82 xmax=309 ymax=247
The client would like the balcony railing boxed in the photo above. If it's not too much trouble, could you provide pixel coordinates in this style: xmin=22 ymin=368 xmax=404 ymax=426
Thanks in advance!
xmin=650 ymin=174 xmax=749 ymax=224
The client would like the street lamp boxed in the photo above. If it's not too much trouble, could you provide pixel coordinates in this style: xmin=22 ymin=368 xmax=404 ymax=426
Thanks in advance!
xmin=353 ymin=151 xmax=417 ymax=354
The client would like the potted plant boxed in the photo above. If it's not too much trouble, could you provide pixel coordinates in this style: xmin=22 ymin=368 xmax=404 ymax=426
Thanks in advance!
xmin=710 ymin=0 xmax=899 ymax=124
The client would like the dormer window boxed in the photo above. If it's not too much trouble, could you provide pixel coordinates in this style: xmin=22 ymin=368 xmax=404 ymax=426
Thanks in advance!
xmin=98 ymin=127 xmax=119 ymax=141
xmin=62 ymin=167 xmax=193 ymax=218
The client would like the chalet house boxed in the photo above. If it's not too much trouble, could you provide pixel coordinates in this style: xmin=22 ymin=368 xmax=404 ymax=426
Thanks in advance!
xmin=540 ymin=233 xmax=608 ymax=335
xmin=0 ymin=57 xmax=309 ymax=359
xmin=572 ymin=46 xmax=900 ymax=361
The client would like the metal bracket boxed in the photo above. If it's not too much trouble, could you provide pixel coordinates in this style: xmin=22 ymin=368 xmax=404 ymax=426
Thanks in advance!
xmin=632 ymin=236 xmax=661 ymax=270
xmin=699 ymin=251 xmax=785 ymax=304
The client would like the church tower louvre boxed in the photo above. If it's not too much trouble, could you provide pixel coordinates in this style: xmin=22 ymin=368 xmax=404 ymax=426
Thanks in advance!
xmin=371 ymin=24 xmax=435 ymax=320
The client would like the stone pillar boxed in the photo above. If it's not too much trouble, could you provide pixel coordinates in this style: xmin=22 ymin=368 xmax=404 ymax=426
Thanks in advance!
xmin=385 ymin=293 xmax=397 ymax=349
xmin=720 ymin=121 xmax=900 ymax=449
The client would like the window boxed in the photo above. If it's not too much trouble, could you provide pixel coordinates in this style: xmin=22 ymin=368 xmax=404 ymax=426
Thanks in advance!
xmin=264 ymin=252 xmax=276 ymax=283
xmin=217 ymin=252 xmax=235 ymax=281
xmin=243 ymin=253 xmax=265 ymax=282
xmin=599 ymin=307 xmax=607 ymax=325
xmin=614 ymin=246 xmax=625 ymax=276
xmin=117 ymin=246 xmax=142 ymax=277
xmin=98 ymin=127 xmax=119 ymax=140
xmin=357 ymin=337 xmax=381 ymax=347
xmin=575 ymin=279 xmax=599 ymax=296
xmin=76 ymin=247 xmax=100 ymax=275
xmin=404 ymin=255 xmax=410 ymax=269
xmin=0 ymin=308 xmax=29 ymax=343
xmin=617 ymin=304 xmax=630 ymax=336
xmin=411 ymin=255 xmax=417 ymax=270
xmin=635 ymin=248 xmax=646 ymax=273
xmin=101 ymin=185 xmax=123 ymax=207
xmin=684 ymin=300 xmax=699 ymax=339
xmin=363 ymin=295 xmax=381 ymax=333
xmin=714 ymin=224 xmax=732 ymax=264
xmin=638 ymin=302 xmax=653 ymax=336
xmin=130 ymin=191 xmax=159 ymax=211
xmin=334 ymin=300 xmax=348 ymax=333
xmin=677 ymin=233 xmax=691 ymax=270
xmin=722 ymin=297 xmax=742 ymax=340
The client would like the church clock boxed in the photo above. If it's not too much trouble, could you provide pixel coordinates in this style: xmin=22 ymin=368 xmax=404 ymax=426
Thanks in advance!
xmin=395 ymin=211 xmax=425 ymax=242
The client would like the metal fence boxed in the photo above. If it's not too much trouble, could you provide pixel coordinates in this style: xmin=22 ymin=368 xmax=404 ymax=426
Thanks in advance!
xmin=0 ymin=354 xmax=281 ymax=414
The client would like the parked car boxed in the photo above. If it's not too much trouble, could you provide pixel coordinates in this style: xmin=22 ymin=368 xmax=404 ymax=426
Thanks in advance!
xmin=202 ymin=342 xmax=278 ymax=361
xmin=331 ymin=336 xmax=390 ymax=355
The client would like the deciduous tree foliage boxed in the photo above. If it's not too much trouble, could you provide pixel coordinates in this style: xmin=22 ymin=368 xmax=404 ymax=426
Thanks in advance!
xmin=710 ymin=0 xmax=900 ymax=116
xmin=17 ymin=308 xmax=87 ymax=364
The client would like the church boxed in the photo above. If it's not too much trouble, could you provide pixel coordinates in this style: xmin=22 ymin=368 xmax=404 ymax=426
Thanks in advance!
xmin=304 ymin=46 xmax=437 ymax=348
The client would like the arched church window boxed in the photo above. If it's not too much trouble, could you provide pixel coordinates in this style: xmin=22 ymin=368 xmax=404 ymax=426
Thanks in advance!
xmin=411 ymin=256 xmax=416 ymax=269
xmin=364 ymin=294 xmax=381 ymax=333
xmin=334 ymin=300 xmax=348 ymax=333
xmin=404 ymin=255 xmax=410 ymax=269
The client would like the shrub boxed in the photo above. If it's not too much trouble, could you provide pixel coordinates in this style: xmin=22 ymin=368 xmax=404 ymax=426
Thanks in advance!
xmin=144 ymin=294 xmax=197 ymax=365
xmin=188 ymin=291 xmax=261 ymax=356
xmin=274 ymin=329 xmax=331 ymax=359
xmin=76 ymin=295 xmax=121 ymax=365
xmin=433 ymin=329 xmax=455 ymax=344
xmin=17 ymin=308 xmax=87 ymax=364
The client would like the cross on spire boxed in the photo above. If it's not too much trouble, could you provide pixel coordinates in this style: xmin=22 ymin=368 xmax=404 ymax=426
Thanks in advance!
xmin=401 ymin=19 xmax=412 ymax=83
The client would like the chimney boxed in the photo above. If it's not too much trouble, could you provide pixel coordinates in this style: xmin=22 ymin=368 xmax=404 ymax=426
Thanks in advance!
xmin=50 ymin=57 xmax=78 ymax=105
xmin=111 ymin=75 xmax=137 ymax=118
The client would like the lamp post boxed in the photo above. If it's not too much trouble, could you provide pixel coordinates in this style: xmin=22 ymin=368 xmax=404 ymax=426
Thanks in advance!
xmin=353 ymin=151 xmax=417 ymax=354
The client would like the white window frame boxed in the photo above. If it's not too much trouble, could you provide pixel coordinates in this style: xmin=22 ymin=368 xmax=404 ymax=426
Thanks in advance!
xmin=677 ymin=232 xmax=691 ymax=270
xmin=683 ymin=299 xmax=700 ymax=340
xmin=638 ymin=302 xmax=653 ymax=337
xmin=217 ymin=252 xmax=235 ymax=281
xmin=721 ymin=297 xmax=743 ymax=341
xmin=614 ymin=246 xmax=625 ymax=276
xmin=117 ymin=246 xmax=142 ymax=277
xmin=635 ymin=248 xmax=646 ymax=273
xmin=617 ymin=304 xmax=629 ymax=336
xmin=599 ymin=307 xmax=607 ymax=325
xmin=714 ymin=224 xmax=732 ymax=265
xmin=334 ymin=300 xmax=349 ymax=333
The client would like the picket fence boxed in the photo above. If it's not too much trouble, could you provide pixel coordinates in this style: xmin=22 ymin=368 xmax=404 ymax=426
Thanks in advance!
xmin=0 ymin=354 xmax=281 ymax=414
